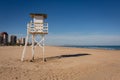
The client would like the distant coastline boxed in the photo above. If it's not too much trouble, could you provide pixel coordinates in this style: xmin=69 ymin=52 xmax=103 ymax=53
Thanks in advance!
xmin=60 ymin=45 xmax=120 ymax=50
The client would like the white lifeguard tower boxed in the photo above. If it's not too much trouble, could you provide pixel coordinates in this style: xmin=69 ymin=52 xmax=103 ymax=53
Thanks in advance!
xmin=21 ymin=13 xmax=48 ymax=62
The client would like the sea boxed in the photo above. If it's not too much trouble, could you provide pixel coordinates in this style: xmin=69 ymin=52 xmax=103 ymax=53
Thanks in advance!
xmin=62 ymin=45 xmax=120 ymax=50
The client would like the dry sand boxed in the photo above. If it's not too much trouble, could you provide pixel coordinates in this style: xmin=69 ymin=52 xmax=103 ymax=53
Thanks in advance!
xmin=0 ymin=46 xmax=120 ymax=80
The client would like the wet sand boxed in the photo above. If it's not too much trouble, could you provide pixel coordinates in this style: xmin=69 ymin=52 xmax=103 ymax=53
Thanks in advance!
xmin=0 ymin=46 xmax=120 ymax=80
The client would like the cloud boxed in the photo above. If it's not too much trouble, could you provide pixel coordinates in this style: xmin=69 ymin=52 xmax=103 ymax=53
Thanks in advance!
xmin=45 ymin=33 xmax=120 ymax=45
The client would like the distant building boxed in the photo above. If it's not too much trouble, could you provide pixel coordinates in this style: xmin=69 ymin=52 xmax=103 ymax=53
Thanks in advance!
xmin=17 ymin=39 xmax=20 ymax=45
xmin=17 ymin=38 xmax=25 ymax=45
xmin=0 ymin=35 xmax=2 ymax=45
xmin=0 ymin=32 xmax=8 ymax=45
xmin=20 ymin=38 xmax=25 ymax=45
xmin=10 ymin=35 xmax=17 ymax=45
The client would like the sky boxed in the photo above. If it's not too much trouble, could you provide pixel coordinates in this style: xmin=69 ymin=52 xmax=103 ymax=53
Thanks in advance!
xmin=0 ymin=0 xmax=120 ymax=45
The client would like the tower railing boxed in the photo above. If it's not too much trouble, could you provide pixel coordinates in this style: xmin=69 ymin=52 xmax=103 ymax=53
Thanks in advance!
xmin=28 ymin=22 xmax=48 ymax=34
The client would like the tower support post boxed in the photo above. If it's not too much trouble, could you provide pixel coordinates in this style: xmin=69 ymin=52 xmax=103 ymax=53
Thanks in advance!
xmin=31 ymin=34 xmax=35 ymax=61
xmin=21 ymin=25 xmax=29 ymax=61
xmin=42 ymin=34 xmax=45 ymax=62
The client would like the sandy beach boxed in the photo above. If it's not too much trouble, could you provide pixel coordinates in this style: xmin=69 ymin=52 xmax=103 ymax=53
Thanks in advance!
xmin=0 ymin=46 xmax=120 ymax=80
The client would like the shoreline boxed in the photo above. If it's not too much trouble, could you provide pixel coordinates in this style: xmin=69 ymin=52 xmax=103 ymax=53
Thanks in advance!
xmin=1 ymin=45 xmax=120 ymax=51
xmin=57 ymin=45 xmax=120 ymax=50
xmin=1 ymin=45 xmax=120 ymax=50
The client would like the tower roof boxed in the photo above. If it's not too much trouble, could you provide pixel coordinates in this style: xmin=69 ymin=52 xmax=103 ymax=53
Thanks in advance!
xmin=30 ymin=13 xmax=47 ymax=19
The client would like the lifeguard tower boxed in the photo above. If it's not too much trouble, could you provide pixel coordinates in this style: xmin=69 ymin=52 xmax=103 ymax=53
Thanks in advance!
xmin=21 ymin=13 xmax=48 ymax=62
